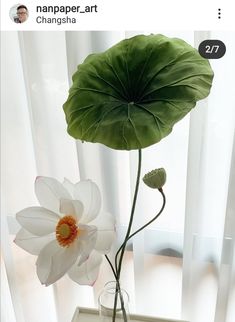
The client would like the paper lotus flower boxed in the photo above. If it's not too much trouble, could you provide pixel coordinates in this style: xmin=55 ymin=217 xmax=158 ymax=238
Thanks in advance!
xmin=63 ymin=34 xmax=214 ymax=150
xmin=14 ymin=177 xmax=115 ymax=286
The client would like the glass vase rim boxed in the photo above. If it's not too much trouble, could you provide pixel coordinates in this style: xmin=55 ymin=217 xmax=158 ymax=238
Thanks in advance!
xmin=98 ymin=281 xmax=130 ymax=301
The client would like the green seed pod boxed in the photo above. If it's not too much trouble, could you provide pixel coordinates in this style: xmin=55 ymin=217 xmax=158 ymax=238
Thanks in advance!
xmin=143 ymin=168 xmax=166 ymax=189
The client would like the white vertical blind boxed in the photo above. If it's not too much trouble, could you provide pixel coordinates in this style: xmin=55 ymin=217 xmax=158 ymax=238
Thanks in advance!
xmin=125 ymin=30 xmax=193 ymax=318
xmin=1 ymin=208 xmax=24 ymax=322
xmin=1 ymin=31 xmax=38 ymax=214
xmin=1 ymin=30 xmax=235 ymax=322
xmin=1 ymin=254 xmax=17 ymax=322
xmin=182 ymin=31 xmax=235 ymax=322
xmin=214 ymin=131 xmax=235 ymax=322
xmin=18 ymin=31 xmax=78 ymax=181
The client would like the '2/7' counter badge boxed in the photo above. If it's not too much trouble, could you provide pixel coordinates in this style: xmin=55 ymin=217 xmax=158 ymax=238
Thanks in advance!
xmin=198 ymin=40 xmax=226 ymax=59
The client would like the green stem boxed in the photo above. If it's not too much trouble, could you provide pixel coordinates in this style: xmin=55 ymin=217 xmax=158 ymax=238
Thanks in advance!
xmin=104 ymin=257 xmax=127 ymax=322
xmin=115 ymin=149 xmax=142 ymax=276
xmin=105 ymin=255 xmax=117 ymax=280
xmin=111 ymin=149 xmax=142 ymax=322
xmin=104 ymin=150 xmax=166 ymax=322
xmin=111 ymin=188 xmax=166 ymax=322
xmin=118 ymin=188 xmax=166 ymax=252
xmin=114 ymin=280 xmax=128 ymax=322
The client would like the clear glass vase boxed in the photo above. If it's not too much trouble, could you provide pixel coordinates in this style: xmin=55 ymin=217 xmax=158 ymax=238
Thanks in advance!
xmin=98 ymin=281 xmax=130 ymax=322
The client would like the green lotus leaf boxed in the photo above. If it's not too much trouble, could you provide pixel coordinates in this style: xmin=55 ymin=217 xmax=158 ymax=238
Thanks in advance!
xmin=63 ymin=34 xmax=214 ymax=150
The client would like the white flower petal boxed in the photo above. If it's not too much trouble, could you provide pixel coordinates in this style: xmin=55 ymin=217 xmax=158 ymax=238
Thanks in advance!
xmin=36 ymin=240 xmax=81 ymax=286
xmin=62 ymin=178 xmax=75 ymax=198
xmin=35 ymin=176 xmax=71 ymax=213
xmin=16 ymin=207 xmax=59 ymax=236
xmin=14 ymin=228 xmax=54 ymax=255
xmin=90 ymin=212 xmax=116 ymax=254
xmin=59 ymin=199 xmax=83 ymax=221
xmin=77 ymin=224 xmax=97 ymax=266
xmin=74 ymin=180 xmax=101 ymax=223
xmin=68 ymin=251 xmax=102 ymax=286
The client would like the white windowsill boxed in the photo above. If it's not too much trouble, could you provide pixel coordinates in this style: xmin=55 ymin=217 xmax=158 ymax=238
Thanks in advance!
xmin=71 ymin=307 xmax=189 ymax=322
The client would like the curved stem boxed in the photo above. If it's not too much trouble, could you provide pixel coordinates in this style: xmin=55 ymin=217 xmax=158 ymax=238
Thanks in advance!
xmin=114 ymin=280 xmax=128 ymax=322
xmin=111 ymin=189 xmax=165 ymax=322
xmin=111 ymin=149 xmax=142 ymax=322
xmin=115 ymin=149 xmax=142 ymax=276
xmin=105 ymin=255 xmax=117 ymax=280
xmin=121 ymin=188 xmax=166 ymax=247
xmin=106 ymin=150 xmax=166 ymax=322
xmin=104 ymin=256 xmax=128 ymax=321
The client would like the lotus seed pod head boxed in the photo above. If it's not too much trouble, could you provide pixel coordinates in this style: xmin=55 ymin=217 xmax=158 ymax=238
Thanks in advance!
xmin=143 ymin=168 xmax=166 ymax=189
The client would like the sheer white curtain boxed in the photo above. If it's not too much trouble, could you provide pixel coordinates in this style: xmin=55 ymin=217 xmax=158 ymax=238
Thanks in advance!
xmin=182 ymin=31 xmax=235 ymax=322
xmin=1 ymin=30 xmax=235 ymax=322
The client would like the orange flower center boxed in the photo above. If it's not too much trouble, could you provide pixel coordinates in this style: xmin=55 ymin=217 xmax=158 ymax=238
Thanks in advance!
xmin=56 ymin=215 xmax=79 ymax=247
